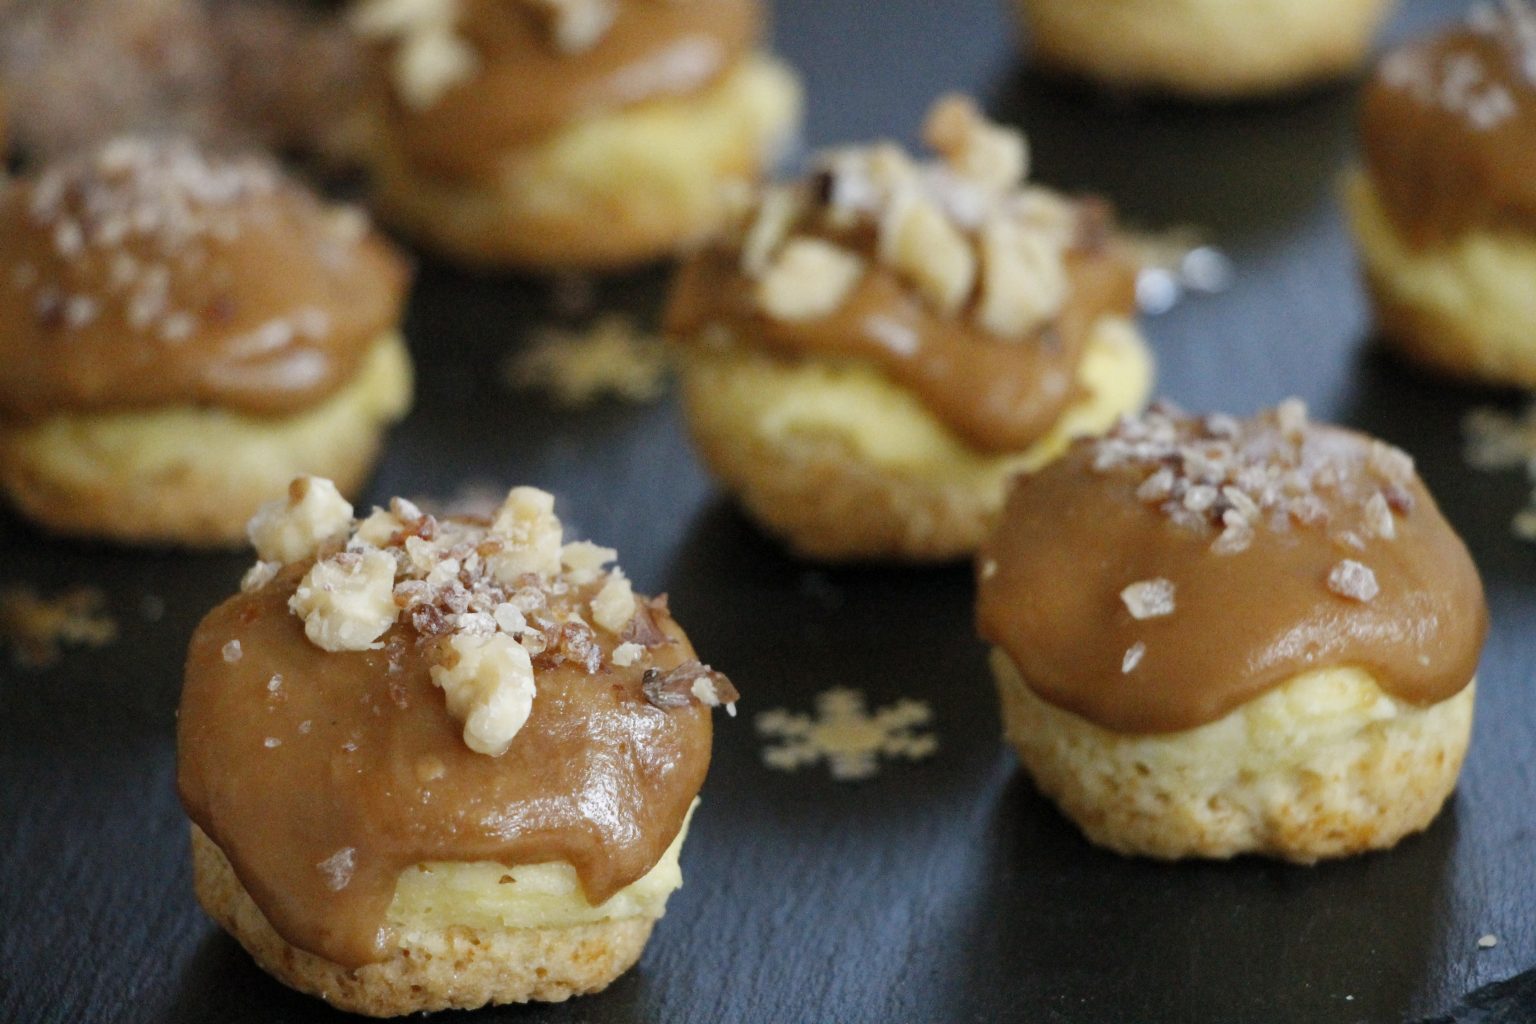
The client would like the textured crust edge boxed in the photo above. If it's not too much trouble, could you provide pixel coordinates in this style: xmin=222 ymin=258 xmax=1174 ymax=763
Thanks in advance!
xmin=1016 ymin=0 xmax=1395 ymax=98
xmin=190 ymin=826 xmax=655 ymax=1018
xmin=991 ymin=649 xmax=1474 ymax=863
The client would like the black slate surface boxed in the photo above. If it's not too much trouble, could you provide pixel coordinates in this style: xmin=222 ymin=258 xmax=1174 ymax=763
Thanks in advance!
xmin=2 ymin=1 xmax=1535 ymax=1022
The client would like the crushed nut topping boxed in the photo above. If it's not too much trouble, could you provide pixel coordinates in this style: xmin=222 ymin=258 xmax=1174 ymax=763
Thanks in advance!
xmin=642 ymin=660 xmax=740 ymax=715
xmin=1120 ymin=578 xmax=1176 ymax=620
xmin=725 ymin=94 xmax=1102 ymax=341
xmin=1327 ymin=560 xmax=1381 ymax=603
xmin=1094 ymin=401 xmax=1416 ymax=568
xmin=239 ymin=478 xmax=729 ymax=756
xmin=351 ymin=0 xmax=479 ymax=110
xmin=1382 ymin=2 xmax=1533 ymax=132
xmin=0 ymin=586 xmax=118 ymax=669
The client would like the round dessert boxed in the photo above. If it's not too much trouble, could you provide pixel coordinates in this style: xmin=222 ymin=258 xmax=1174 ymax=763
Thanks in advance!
xmin=0 ymin=136 xmax=413 ymax=547
xmin=666 ymin=95 xmax=1153 ymax=562
xmin=977 ymin=400 xmax=1487 ymax=863
xmin=1347 ymin=5 xmax=1536 ymax=387
xmin=179 ymin=479 xmax=737 ymax=1015
xmin=350 ymin=0 xmax=802 ymax=270
xmin=1014 ymin=0 xmax=1397 ymax=99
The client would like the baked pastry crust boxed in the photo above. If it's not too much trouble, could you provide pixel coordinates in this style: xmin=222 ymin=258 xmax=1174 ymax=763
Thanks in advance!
xmin=367 ymin=54 xmax=800 ymax=270
xmin=992 ymin=651 xmax=1474 ymax=863
xmin=1017 ymin=0 xmax=1396 ymax=98
xmin=191 ymin=826 xmax=653 ymax=1017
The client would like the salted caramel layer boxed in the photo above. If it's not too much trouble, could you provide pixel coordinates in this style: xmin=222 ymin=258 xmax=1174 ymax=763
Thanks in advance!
xmin=977 ymin=410 xmax=1486 ymax=735
xmin=178 ymin=565 xmax=710 ymax=969
xmin=381 ymin=0 xmax=761 ymax=181
xmin=1362 ymin=22 xmax=1536 ymax=244
xmin=666 ymin=238 xmax=1137 ymax=455
xmin=0 ymin=142 xmax=407 ymax=421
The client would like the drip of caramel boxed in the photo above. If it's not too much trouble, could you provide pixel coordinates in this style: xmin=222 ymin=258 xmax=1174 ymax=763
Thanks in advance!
xmin=178 ymin=566 xmax=710 ymax=969
xmin=977 ymin=420 xmax=1486 ymax=735
xmin=1362 ymin=24 xmax=1536 ymax=245
xmin=0 ymin=154 xmax=407 ymax=423
xmin=666 ymin=238 xmax=1137 ymax=455
xmin=379 ymin=0 xmax=762 ymax=181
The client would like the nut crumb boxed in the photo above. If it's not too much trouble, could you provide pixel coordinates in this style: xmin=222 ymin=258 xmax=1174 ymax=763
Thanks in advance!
xmin=1120 ymin=579 xmax=1176 ymax=620
xmin=1327 ymin=560 xmax=1380 ymax=603
xmin=1478 ymin=934 xmax=1500 ymax=950
xmin=1122 ymin=642 xmax=1147 ymax=674
xmin=316 ymin=847 xmax=356 ymax=892
xmin=643 ymin=661 xmax=739 ymax=715
xmin=222 ymin=640 xmax=243 ymax=663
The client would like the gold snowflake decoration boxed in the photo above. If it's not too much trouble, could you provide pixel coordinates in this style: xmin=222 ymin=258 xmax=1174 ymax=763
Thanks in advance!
xmin=755 ymin=688 xmax=937 ymax=782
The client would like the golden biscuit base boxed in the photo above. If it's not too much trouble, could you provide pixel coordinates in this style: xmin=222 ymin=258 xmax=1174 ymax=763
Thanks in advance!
xmin=191 ymin=827 xmax=655 ymax=1018
xmin=1346 ymin=171 xmax=1536 ymax=388
xmin=0 ymin=333 xmax=411 ymax=548
xmin=677 ymin=317 xmax=1152 ymax=563
xmin=992 ymin=650 xmax=1474 ymax=864
xmin=367 ymin=55 xmax=801 ymax=271
xmin=1016 ymin=0 xmax=1394 ymax=99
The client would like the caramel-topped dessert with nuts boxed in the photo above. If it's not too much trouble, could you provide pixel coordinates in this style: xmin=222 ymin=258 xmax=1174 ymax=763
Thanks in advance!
xmin=1348 ymin=2 xmax=1536 ymax=387
xmin=978 ymin=401 xmax=1486 ymax=863
xmin=667 ymin=95 xmax=1151 ymax=562
xmin=351 ymin=0 xmax=801 ymax=268
xmin=0 ymin=136 xmax=413 ymax=547
xmin=179 ymin=479 xmax=736 ymax=1015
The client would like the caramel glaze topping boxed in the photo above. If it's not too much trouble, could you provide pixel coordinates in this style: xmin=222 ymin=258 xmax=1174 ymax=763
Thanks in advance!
xmin=1362 ymin=10 xmax=1536 ymax=245
xmin=179 ymin=529 xmax=716 ymax=969
xmin=0 ymin=138 xmax=408 ymax=423
xmin=372 ymin=0 xmax=762 ymax=181
xmin=977 ymin=402 xmax=1487 ymax=735
xmin=666 ymin=226 xmax=1137 ymax=454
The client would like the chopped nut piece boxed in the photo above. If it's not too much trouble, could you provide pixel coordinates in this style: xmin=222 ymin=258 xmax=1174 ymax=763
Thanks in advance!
xmin=612 ymin=641 xmax=644 ymax=667
xmin=247 ymin=476 xmax=354 ymax=564
xmin=430 ymin=632 xmax=537 ymax=756
xmin=923 ymin=94 xmax=1028 ymax=191
xmin=755 ymin=237 xmax=865 ymax=322
xmin=879 ymin=190 xmax=975 ymax=315
xmin=643 ymin=660 xmax=740 ymax=713
xmin=289 ymin=549 xmax=399 ymax=652
xmin=351 ymin=0 xmax=479 ymax=110
xmin=1327 ymin=560 xmax=1380 ymax=603
xmin=740 ymin=186 xmax=800 ymax=278
xmin=976 ymin=218 xmax=1067 ymax=338
xmin=316 ymin=847 xmax=356 ymax=892
xmin=560 ymin=540 xmax=618 ymax=583
xmin=1276 ymin=397 xmax=1309 ymax=439
xmin=1364 ymin=492 xmax=1397 ymax=540
xmin=222 ymin=640 xmax=243 ymax=663
xmin=590 ymin=571 xmax=637 ymax=634
xmin=1122 ymin=642 xmax=1146 ymax=674
xmin=488 ymin=487 xmax=564 ymax=581
xmin=1120 ymin=579 xmax=1176 ymax=619
xmin=240 ymin=560 xmax=280 ymax=594
xmin=526 ymin=0 xmax=616 ymax=52
xmin=1478 ymin=934 xmax=1500 ymax=950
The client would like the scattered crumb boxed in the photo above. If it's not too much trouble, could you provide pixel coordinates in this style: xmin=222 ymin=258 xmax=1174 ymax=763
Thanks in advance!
xmin=503 ymin=315 xmax=671 ymax=408
xmin=1120 ymin=578 xmax=1176 ymax=619
xmin=756 ymin=688 xmax=937 ymax=782
xmin=0 ymin=586 xmax=118 ymax=669
xmin=1125 ymin=227 xmax=1233 ymax=315
xmin=1327 ymin=560 xmax=1380 ymax=603
xmin=1478 ymin=934 xmax=1500 ymax=950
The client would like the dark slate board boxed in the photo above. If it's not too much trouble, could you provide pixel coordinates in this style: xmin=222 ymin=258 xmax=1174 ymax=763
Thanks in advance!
xmin=2 ymin=1 xmax=1534 ymax=1022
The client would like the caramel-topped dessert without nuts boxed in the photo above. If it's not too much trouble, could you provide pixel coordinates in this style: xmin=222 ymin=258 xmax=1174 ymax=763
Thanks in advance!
xmin=351 ymin=0 xmax=801 ymax=268
xmin=668 ymin=95 xmax=1151 ymax=561
xmin=0 ymin=136 xmax=414 ymax=548
xmin=1347 ymin=3 xmax=1536 ymax=388
xmin=978 ymin=401 xmax=1486 ymax=862
xmin=179 ymin=479 xmax=736 ymax=1014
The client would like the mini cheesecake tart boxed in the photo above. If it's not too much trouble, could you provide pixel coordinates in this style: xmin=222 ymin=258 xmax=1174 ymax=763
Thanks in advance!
xmin=178 ymin=478 xmax=737 ymax=1016
xmin=350 ymin=0 xmax=802 ymax=269
xmin=0 ymin=136 xmax=413 ymax=547
xmin=666 ymin=94 xmax=1152 ymax=562
xmin=1347 ymin=3 xmax=1536 ymax=387
xmin=1014 ymin=0 xmax=1398 ymax=99
xmin=977 ymin=400 xmax=1487 ymax=863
